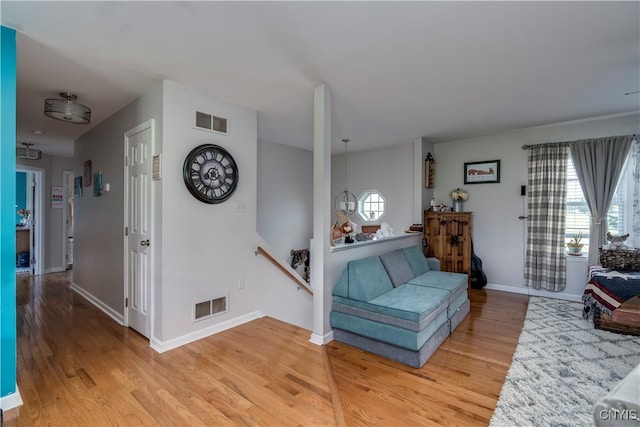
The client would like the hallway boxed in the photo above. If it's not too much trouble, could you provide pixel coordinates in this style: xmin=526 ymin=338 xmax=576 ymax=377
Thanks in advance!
xmin=5 ymin=272 xmax=335 ymax=426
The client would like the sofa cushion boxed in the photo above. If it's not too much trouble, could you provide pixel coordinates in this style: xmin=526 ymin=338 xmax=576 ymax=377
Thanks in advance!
xmin=368 ymin=284 xmax=449 ymax=319
xmin=380 ymin=249 xmax=416 ymax=287
xmin=333 ymin=282 xmax=449 ymax=322
xmin=449 ymin=299 xmax=470 ymax=333
xmin=330 ymin=309 xmax=449 ymax=351
xmin=332 ymin=255 xmax=394 ymax=302
xmin=333 ymin=322 xmax=450 ymax=368
xmin=402 ymin=245 xmax=431 ymax=276
xmin=407 ymin=271 xmax=468 ymax=304
xmin=448 ymin=291 xmax=469 ymax=319
xmin=332 ymin=300 xmax=443 ymax=332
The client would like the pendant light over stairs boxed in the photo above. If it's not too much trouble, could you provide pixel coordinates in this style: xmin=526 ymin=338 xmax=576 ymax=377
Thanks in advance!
xmin=334 ymin=138 xmax=357 ymax=217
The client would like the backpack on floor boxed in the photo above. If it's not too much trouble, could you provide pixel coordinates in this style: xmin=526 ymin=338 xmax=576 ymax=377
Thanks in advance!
xmin=17 ymin=251 xmax=30 ymax=268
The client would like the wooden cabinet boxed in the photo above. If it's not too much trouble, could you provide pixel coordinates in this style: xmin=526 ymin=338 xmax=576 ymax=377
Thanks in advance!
xmin=16 ymin=227 xmax=30 ymax=254
xmin=424 ymin=211 xmax=472 ymax=283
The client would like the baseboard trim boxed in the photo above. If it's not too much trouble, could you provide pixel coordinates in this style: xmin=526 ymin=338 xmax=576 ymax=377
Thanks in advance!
xmin=44 ymin=266 xmax=66 ymax=274
xmin=150 ymin=311 xmax=265 ymax=353
xmin=0 ymin=384 xmax=23 ymax=411
xmin=483 ymin=283 xmax=583 ymax=303
xmin=70 ymin=283 xmax=124 ymax=325
xmin=310 ymin=330 xmax=334 ymax=345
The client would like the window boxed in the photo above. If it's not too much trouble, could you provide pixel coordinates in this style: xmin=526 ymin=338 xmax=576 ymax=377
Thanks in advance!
xmin=358 ymin=190 xmax=385 ymax=222
xmin=608 ymin=155 xmax=633 ymax=239
xmin=566 ymin=152 xmax=635 ymax=250
xmin=565 ymin=158 xmax=591 ymax=250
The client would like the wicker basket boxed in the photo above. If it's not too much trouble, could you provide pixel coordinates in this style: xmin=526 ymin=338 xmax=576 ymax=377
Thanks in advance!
xmin=599 ymin=247 xmax=640 ymax=271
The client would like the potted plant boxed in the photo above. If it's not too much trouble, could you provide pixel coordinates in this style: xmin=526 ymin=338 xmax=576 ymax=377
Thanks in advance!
xmin=566 ymin=231 xmax=584 ymax=255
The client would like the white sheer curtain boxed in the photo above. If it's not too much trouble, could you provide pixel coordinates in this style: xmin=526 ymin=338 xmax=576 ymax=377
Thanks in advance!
xmin=631 ymin=138 xmax=640 ymax=249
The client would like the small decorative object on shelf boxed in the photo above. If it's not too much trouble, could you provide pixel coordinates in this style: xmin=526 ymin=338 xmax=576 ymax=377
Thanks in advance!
xmin=425 ymin=152 xmax=435 ymax=188
xmin=336 ymin=211 xmax=355 ymax=244
xmin=450 ymin=188 xmax=468 ymax=212
xmin=17 ymin=208 xmax=31 ymax=226
xmin=566 ymin=231 xmax=584 ymax=255
xmin=606 ymin=232 xmax=630 ymax=250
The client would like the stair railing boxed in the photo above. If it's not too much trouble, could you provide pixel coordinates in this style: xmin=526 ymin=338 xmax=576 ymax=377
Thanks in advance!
xmin=255 ymin=246 xmax=313 ymax=295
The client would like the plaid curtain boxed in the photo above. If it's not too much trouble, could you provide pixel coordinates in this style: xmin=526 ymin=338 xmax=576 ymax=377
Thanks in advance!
xmin=525 ymin=143 xmax=569 ymax=291
xmin=631 ymin=139 xmax=640 ymax=250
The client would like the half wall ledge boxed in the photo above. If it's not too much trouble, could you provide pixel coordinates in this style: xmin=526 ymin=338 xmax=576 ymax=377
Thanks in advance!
xmin=330 ymin=233 xmax=419 ymax=253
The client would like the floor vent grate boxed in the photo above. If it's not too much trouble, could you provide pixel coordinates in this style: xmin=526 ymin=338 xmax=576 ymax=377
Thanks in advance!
xmin=193 ymin=296 xmax=228 ymax=321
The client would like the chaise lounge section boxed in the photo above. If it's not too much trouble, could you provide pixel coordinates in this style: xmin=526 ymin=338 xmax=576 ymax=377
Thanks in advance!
xmin=330 ymin=245 xmax=469 ymax=368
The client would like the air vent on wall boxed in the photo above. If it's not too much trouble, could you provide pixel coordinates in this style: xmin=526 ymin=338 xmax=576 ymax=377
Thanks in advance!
xmin=194 ymin=110 xmax=228 ymax=134
xmin=193 ymin=296 xmax=228 ymax=321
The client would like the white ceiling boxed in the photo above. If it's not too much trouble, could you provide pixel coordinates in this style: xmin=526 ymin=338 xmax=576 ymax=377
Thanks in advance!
xmin=2 ymin=1 xmax=639 ymax=158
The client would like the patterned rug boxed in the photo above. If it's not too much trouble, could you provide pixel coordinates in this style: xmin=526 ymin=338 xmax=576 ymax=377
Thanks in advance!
xmin=490 ymin=296 xmax=640 ymax=427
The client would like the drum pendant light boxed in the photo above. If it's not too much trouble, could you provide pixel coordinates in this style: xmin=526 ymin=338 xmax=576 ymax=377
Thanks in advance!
xmin=44 ymin=92 xmax=91 ymax=124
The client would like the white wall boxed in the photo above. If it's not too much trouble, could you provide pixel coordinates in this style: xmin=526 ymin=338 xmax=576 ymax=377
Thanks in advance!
xmin=17 ymin=153 xmax=73 ymax=272
xmin=332 ymin=142 xmax=416 ymax=234
xmin=257 ymin=140 xmax=313 ymax=262
xmin=73 ymin=83 xmax=164 ymax=318
xmin=72 ymin=80 xmax=313 ymax=351
xmin=434 ymin=113 xmax=640 ymax=298
xmin=157 ymin=81 xmax=312 ymax=347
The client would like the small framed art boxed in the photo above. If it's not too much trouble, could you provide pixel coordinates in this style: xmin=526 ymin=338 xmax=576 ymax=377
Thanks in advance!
xmin=74 ymin=176 xmax=82 ymax=197
xmin=83 ymin=160 xmax=92 ymax=186
xmin=464 ymin=160 xmax=500 ymax=184
xmin=93 ymin=172 xmax=102 ymax=197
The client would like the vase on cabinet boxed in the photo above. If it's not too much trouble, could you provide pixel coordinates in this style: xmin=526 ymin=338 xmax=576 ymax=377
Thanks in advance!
xmin=453 ymin=200 xmax=464 ymax=212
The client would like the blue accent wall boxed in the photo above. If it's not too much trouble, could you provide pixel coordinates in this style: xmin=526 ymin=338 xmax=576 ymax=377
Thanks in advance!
xmin=1 ymin=25 xmax=17 ymax=398
xmin=15 ymin=172 xmax=26 ymax=225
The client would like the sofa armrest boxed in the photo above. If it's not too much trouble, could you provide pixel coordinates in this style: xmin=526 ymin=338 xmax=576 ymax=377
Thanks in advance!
xmin=427 ymin=257 xmax=440 ymax=271
xmin=593 ymin=364 xmax=640 ymax=426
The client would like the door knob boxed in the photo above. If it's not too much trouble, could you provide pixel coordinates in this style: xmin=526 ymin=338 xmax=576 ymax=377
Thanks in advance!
xmin=140 ymin=239 xmax=150 ymax=246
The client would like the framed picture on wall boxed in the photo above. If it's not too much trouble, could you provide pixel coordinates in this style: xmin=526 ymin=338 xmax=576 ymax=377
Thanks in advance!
xmin=74 ymin=176 xmax=82 ymax=197
xmin=464 ymin=160 xmax=500 ymax=184
xmin=83 ymin=160 xmax=92 ymax=186
xmin=93 ymin=172 xmax=102 ymax=197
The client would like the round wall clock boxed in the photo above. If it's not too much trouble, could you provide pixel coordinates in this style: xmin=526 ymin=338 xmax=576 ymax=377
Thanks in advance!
xmin=183 ymin=144 xmax=239 ymax=204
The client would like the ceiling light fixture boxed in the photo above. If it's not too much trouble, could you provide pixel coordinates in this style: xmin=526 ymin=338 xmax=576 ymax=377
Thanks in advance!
xmin=44 ymin=92 xmax=91 ymax=124
xmin=334 ymin=138 xmax=357 ymax=217
xmin=17 ymin=142 xmax=42 ymax=160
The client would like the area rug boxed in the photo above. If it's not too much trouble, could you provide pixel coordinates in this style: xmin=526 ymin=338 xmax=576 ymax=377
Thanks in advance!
xmin=490 ymin=296 xmax=640 ymax=427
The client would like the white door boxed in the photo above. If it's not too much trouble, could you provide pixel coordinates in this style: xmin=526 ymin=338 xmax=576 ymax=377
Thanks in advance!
xmin=16 ymin=167 xmax=44 ymax=276
xmin=125 ymin=121 xmax=153 ymax=338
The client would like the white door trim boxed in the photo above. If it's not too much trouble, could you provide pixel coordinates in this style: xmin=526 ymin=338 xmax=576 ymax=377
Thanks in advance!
xmin=62 ymin=170 xmax=74 ymax=270
xmin=16 ymin=165 xmax=44 ymax=276
xmin=123 ymin=119 xmax=155 ymax=339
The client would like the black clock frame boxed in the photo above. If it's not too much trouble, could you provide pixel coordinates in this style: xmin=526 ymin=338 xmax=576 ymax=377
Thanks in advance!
xmin=183 ymin=144 xmax=239 ymax=204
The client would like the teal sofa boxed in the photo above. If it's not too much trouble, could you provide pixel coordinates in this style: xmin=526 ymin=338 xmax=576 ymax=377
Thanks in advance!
xmin=330 ymin=244 xmax=469 ymax=368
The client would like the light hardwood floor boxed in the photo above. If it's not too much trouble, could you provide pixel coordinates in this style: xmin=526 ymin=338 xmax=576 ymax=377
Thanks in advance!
xmin=4 ymin=272 xmax=528 ymax=426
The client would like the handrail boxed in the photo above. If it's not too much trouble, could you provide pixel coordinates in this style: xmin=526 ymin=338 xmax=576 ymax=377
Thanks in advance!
xmin=255 ymin=246 xmax=313 ymax=295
